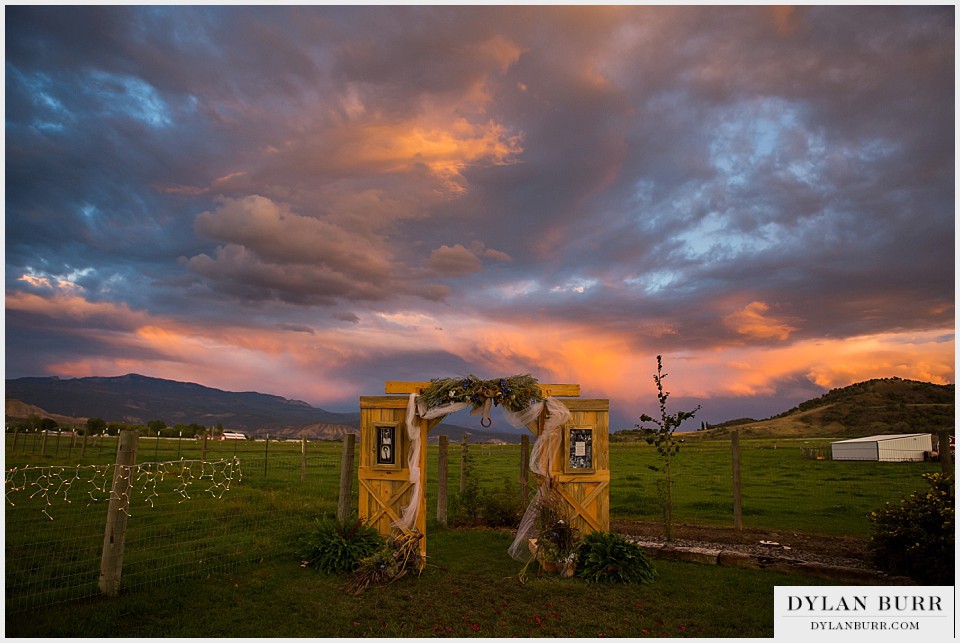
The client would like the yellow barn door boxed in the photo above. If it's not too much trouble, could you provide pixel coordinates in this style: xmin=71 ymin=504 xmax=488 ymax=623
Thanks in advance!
xmin=357 ymin=389 xmax=609 ymax=559
xmin=357 ymin=396 xmax=419 ymax=537
xmin=550 ymin=399 xmax=610 ymax=535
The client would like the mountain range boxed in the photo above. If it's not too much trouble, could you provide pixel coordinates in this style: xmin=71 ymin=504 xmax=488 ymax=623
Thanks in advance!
xmin=6 ymin=374 xmax=954 ymax=443
xmin=4 ymin=373 xmax=527 ymax=443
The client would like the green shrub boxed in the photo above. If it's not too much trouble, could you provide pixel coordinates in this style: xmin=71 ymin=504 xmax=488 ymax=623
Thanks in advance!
xmin=450 ymin=436 xmax=485 ymax=525
xmin=868 ymin=473 xmax=954 ymax=585
xmin=450 ymin=477 xmax=485 ymax=526
xmin=576 ymin=531 xmax=657 ymax=584
xmin=298 ymin=518 xmax=384 ymax=575
xmin=482 ymin=477 xmax=525 ymax=528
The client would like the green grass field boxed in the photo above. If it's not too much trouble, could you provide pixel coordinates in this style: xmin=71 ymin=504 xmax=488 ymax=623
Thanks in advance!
xmin=5 ymin=431 xmax=939 ymax=632
xmin=7 ymin=527 xmax=840 ymax=638
xmin=7 ymin=432 xmax=939 ymax=535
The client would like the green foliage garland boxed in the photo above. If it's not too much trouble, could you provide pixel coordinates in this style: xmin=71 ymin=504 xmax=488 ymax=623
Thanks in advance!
xmin=418 ymin=374 xmax=543 ymax=415
xmin=576 ymin=531 xmax=657 ymax=584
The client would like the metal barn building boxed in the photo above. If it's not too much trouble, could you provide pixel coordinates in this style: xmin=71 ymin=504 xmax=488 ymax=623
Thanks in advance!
xmin=830 ymin=433 xmax=933 ymax=462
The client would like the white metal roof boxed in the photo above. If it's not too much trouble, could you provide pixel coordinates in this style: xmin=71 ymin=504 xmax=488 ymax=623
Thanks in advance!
xmin=831 ymin=433 xmax=929 ymax=444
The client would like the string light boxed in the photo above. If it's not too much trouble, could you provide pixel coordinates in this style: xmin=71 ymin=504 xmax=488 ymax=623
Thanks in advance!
xmin=4 ymin=458 xmax=243 ymax=519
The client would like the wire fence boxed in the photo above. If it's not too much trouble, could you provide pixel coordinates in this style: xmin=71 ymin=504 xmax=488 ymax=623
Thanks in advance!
xmin=5 ymin=433 xmax=947 ymax=614
xmin=607 ymin=440 xmax=943 ymax=534
xmin=5 ymin=435 xmax=346 ymax=614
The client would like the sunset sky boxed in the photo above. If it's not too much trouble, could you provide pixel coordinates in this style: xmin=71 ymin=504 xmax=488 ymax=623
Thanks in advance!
xmin=5 ymin=5 xmax=955 ymax=430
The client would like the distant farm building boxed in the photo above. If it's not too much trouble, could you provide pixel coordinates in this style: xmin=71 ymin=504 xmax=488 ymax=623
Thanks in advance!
xmin=830 ymin=433 xmax=933 ymax=462
xmin=219 ymin=431 xmax=247 ymax=440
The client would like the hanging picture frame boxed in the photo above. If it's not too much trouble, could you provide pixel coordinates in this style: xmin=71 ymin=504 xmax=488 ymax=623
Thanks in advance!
xmin=564 ymin=425 xmax=594 ymax=473
xmin=373 ymin=422 xmax=402 ymax=470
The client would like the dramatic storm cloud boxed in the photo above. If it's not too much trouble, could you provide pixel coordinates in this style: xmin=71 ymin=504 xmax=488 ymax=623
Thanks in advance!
xmin=5 ymin=6 xmax=954 ymax=428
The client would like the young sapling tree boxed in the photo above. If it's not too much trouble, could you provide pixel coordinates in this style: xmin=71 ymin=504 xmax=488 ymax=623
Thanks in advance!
xmin=637 ymin=355 xmax=700 ymax=541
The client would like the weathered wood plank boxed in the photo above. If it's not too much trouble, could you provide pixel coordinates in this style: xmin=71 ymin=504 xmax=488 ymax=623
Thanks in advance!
xmin=360 ymin=396 xmax=411 ymax=409
xmin=561 ymin=398 xmax=609 ymax=411
xmin=384 ymin=381 xmax=429 ymax=394
xmin=357 ymin=467 xmax=409 ymax=481
xmin=555 ymin=470 xmax=611 ymax=484
xmin=539 ymin=384 xmax=581 ymax=397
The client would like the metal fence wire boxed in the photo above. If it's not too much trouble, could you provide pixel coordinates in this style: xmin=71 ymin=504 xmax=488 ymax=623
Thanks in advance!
xmin=5 ymin=451 xmax=343 ymax=614
xmin=5 ymin=434 xmax=944 ymax=614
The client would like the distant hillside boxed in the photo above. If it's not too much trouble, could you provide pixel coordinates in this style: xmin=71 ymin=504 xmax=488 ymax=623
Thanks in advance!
xmin=4 ymin=373 xmax=525 ymax=443
xmin=614 ymin=377 xmax=954 ymax=441
xmin=426 ymin=423 xmax=524 ymax=445
xmin=5 ymin=374 xmax=359 ymax=437
xmin=4 ymin=398 xmax=87 ymax=429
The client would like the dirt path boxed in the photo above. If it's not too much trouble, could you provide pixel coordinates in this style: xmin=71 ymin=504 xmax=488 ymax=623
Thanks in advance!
xmin=612 ymin=519 xmax=873 ymax=570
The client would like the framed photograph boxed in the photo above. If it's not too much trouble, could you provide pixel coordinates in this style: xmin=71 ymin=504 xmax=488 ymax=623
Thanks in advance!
xmin=565 ymin=426 xmax=594 ymax=473
xmin=374 ymin=423 xmax=401 ymax=469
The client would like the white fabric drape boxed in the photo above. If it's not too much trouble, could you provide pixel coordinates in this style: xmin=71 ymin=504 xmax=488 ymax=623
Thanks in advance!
xmin=394 ymin=392 xmax=572 ymax=564
xmin=394 ymin=394 xmax=470 ymax=531
xmin=506 ymin=397 xmax=570 ymax=562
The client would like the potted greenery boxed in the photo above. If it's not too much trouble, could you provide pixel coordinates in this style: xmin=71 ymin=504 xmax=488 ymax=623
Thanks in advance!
xmin=297 ymin=517 xmax=383 ymax=575
xmin=529 ymin=489 xmax=581 ymax=576
xmin=576 ymin=531 xmax=657 ymax=583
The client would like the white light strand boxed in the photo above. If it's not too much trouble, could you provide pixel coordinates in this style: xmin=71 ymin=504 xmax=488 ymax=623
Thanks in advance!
xmin=4 ymin=458 xmax=243 ymax=519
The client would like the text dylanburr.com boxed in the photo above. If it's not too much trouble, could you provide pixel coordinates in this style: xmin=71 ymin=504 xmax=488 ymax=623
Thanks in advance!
xmin=774 ymin=586 xmax=954 ymax=640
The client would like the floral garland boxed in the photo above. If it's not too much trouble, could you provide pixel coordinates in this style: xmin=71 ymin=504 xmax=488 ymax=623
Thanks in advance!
xmin=418 ymin=374 xmax=543 ymax=415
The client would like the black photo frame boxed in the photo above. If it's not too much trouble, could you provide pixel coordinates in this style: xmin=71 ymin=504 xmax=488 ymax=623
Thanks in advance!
xmin=565 ymin=426 xmax=594 ymax=473
xmin=376 ymin=424 xmax=397 ymax=467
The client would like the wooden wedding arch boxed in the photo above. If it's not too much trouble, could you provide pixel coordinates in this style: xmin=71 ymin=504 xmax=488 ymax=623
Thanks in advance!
xmin=358 ymin=380 xmax=610 ymax=557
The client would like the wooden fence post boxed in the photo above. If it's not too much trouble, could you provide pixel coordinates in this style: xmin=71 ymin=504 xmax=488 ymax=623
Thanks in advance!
xmin=437 ymin=436 xmax=449 ymax=528
xmin=264 ymin=434 xmax=269 ymax=478
xmin=201 ymin=432 xmax=208 ymax=463
xmin=731 ymin=430 xmax=743 ymax=531
xmin=337 ymin=433 xmax=356 ymax=522
xmin=937 ymin=430 xmax=953 ymax=476
xmin=11 ymin=428 xmax=18 ymax=454
xmin=98 ymin=429 xmax=138 ymax=597
xmin=460 ymin=436 xmax=467 ymax=493
xmin=520 ymin=434 xmax=530 ymax=507
xmin=300 ymin=437 xmax=307 ymax=483
xmin=40 ymin=430 xmax=47 ymax=456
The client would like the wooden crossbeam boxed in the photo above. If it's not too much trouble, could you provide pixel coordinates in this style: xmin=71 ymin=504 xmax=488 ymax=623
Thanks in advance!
xmin=385 ymin=381 xmax=580 ymax=397
xmin=359 ymin=477 xmax=412 ymax=527
xmin=555 ymin=482 xmax=607 ymax=533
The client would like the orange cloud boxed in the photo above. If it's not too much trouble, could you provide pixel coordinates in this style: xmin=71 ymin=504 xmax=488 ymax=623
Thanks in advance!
xmin=7 ymin=290 xmax=148 ymax=327
xmin=677 ymin=329 xmax=955 ymax=399
xmin=723 ymin=301 xmax=799 ymax=341
xmin=9 ymin=288 xmax=953 ymax=421
xmin=422 ymin=314 xmax=953 ymax=412
xmin=327 ymin=119 xmax=523 ymax=194
xmin=769 ymin=6 xmax=808 ymax=37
